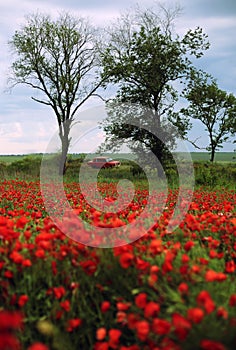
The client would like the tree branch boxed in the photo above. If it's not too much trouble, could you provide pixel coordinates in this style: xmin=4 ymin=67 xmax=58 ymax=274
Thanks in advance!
xmin=31 ymin=97 xmax=51 ymax=105
xmin=184 ymin=136 xmax=206 ymax=150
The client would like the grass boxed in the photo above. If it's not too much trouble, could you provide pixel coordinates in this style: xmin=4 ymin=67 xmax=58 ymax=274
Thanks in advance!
xmin=0 ymin=153 xmax=43 ymax=163
xmin=0 ymin=153 xmax=235 ymax=190
xmin=0 ymin=156 xmax=234 ymax=194
xmin=0 ymin=152 xmax=235 ymax=164
xmin=186 ymin=152 xmax=235 ymax=162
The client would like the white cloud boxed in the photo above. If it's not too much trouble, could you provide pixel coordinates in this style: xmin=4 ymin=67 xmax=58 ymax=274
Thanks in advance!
xmin=0 ymin=122 xmax=22 ymax=139
xmin=0 ymin=0 xmax=235 ymax=154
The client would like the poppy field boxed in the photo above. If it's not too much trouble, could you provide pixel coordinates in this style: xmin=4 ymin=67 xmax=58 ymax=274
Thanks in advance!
xmin=0 ymin=178 xmax=236 ymax=350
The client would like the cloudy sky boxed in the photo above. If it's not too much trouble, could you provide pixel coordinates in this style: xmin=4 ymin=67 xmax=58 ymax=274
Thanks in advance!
xmin=0 ymin=0 xmax=235 ymax=155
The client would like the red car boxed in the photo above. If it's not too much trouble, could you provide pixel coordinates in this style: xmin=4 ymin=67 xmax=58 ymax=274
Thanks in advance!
xmin=87 ymin=157 xmax=120 ymax=169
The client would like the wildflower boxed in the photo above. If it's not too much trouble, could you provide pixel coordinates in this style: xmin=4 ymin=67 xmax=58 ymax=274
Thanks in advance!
xmin=172 ymin=313 xmax=191 ymax=340
xmin=35 ymin=249 xmax=45 ymax=258
xmin=135 ymin=293 xmax=147 ymax=309
xmin=0 ymin=311 xmax=23 ymax=330
xmin=117 ymin=302 xmax=131 ymax=311
xmin=119 ymin=252 xmax=134 ymax=269
xmin=80 ymin=260 xmax=97 ymax=275
xmin=205 ymin=270 xmax=227 ymax=282
xmin=60 ymin=300 xmax=70 ymax=312
xmin=66 ymin=318 xmax=82 ymax=332
xmin=27 ymin=342 xmax=49 ymax=350
xmin=152 ymin=318 xmax=171 ymax=335
xmin=200 ymin=339 xmax=226 ymax=350
xmin=144 ymin=302 xmax=160 ymax=318
xmin=184 ymin=241 xmax=195 ymax=251
xmin=101 ymin=301 xmax=111 ymax=313
xmin=108 ymin=329 xmax=121 ymax=348
xmin=18 ymin=294 xmax=29 ymax=307
xmin=178 ymin=282 xmax=189 ymax=295
xmin=225 ymin=261 xmax=235 ymax=273
xmin=9 ymin=251 xmax=24 ymax=264
xmin=187 ymin=308 xmax=204 ymax=324
xmin=135 ymin=320 xmax=150 ymax=341
xmin=229 ymin=294 xmax=236 ymax=307
xmin=216 ymin=307 xmax=228 ymax=320
xmin=96 ymin=328 xmax=107 ymax=341
xmin=197 ymin=291 xmax=215 ymax=314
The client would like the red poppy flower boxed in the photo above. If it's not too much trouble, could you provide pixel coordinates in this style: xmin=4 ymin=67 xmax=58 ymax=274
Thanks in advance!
xmin=22 ymin=259 xmax=32 ymax=267
xmin=229 ymin=294 xmax=236 ymax=307
xmin=225 ymin=261 xmax=235 ymax=273
xmin=205 ymin=270 xmax=227 ymax=282
xmin=149 ymin=239 xmax=163 ymax=254
xmin=35 ymin=249 xmax=45 ymax=259
xmin=172 ymin=313 xmax=191 ymax=340
xmin=178 ymin=282 xmax=189 ymax=295
xmin=80 ymin=260 xmax=97 ymax=275
xmin=94 ymin=342 xmax=109 ymax=350
xmin=0 ymin=333 xmax=21 ymax=350
xmin=60 ymin=300 xmax=70 ymax=312
xmin=0 ymin=311 xmax=23 ymax=330
xmin=53 ymin=286 xmax=66 ymax=300
xmin=117 ymin=302 xmax=131 ymax=311
xmin=96 ymin=327 xmax=107 ymax=341
xmin=15 ymin=216 xmax=28 ymax=229
xmin=9 ymin=251 xmax=24 ymax=264
xmin=18 ymin=294 xmax=29 ymax=307
xmin=101 ymin=301 xmax=110 ymax=313
xmin=197 ymin=291 xmax=215 ymax=314
xmin=217 ymin=307 xmax=228 ymax=320
xmin=184 ymin=241 xmax=195 ymax=251
xmin=66 ymin=318 xmax=82 ymax=332
xmin=127 ymin=313 xmax=139 ymax=329
xmin=108 ymin=329 xmax=121 ymax=349
xmin=119 ymin=252 xmax=134 ymax=269
xmin=135 ymin=320 xmax=150 ymax=341
xmin=27 ymin=342 xmax=49 ymax=350
xmin=116 ymin=311 xmax=126 ymax=323
xmin=144 ymin=302 xmax=160 ymax=318
xmin=187 ymin=308 xmax=204 ymax=324
xmin=152 ymin=318 xmax=171 ymax=335
xmin=200 ymin=339 xmax=226 ymax=350
xmin=135 ymin=293 xmax=147 ymax=309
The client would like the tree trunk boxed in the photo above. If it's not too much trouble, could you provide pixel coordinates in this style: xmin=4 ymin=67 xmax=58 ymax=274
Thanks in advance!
xmin=151 ymin=143 xmax=166 ymax=178
xmin=58 ymin=119 xmax=71 ymax=176
xmin=210 ymin=147 xmax=216 ymax=162
xmin=59 ymin=134 xmax=70 ymax=176
xmin=59 ymin=150 xmax=67 ymax=176
xmin=209 ymin=136 xmax=216 ymax=162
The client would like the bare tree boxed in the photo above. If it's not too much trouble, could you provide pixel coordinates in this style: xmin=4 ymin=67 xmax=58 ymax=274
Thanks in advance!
xmin=9 ymin=13 xmax=104 ymax=175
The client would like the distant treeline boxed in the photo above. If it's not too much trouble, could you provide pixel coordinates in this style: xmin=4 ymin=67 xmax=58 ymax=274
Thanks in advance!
xmin=0 ymin=152 xmax=235 ymax=164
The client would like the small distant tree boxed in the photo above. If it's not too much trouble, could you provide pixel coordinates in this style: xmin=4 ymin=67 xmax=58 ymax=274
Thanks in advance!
xmin=9 ymin=13 xmax=103 ymax=175
xmin=181 ymin=72 xmax=236 ymax=162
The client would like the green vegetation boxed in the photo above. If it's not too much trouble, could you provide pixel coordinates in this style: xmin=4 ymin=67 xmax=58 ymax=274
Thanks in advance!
xmin=178 ymin=152 xmax=235 ymax=162
xmin=0 ymin=152 xmax=235 ymax=164
xmin=100 ymin=6 xmax=209 ymax=172
xmin=181 ymin=71 xmax=236 ymax=162
xmin=0 ymin=154 xmax=235 ymax=189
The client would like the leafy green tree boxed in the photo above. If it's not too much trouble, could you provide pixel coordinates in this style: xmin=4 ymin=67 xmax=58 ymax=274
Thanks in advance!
xmin=100 ymin=5 xmax=210 ymax=172
xmin=9 ymin=13 xmax=103 ymax=175
xmin=181 ymin=72 xmax=236 ymax=162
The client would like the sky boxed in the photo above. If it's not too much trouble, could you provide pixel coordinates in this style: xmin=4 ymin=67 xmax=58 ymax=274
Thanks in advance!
xmin=0 ymin=0 xmax=235 ymax=155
